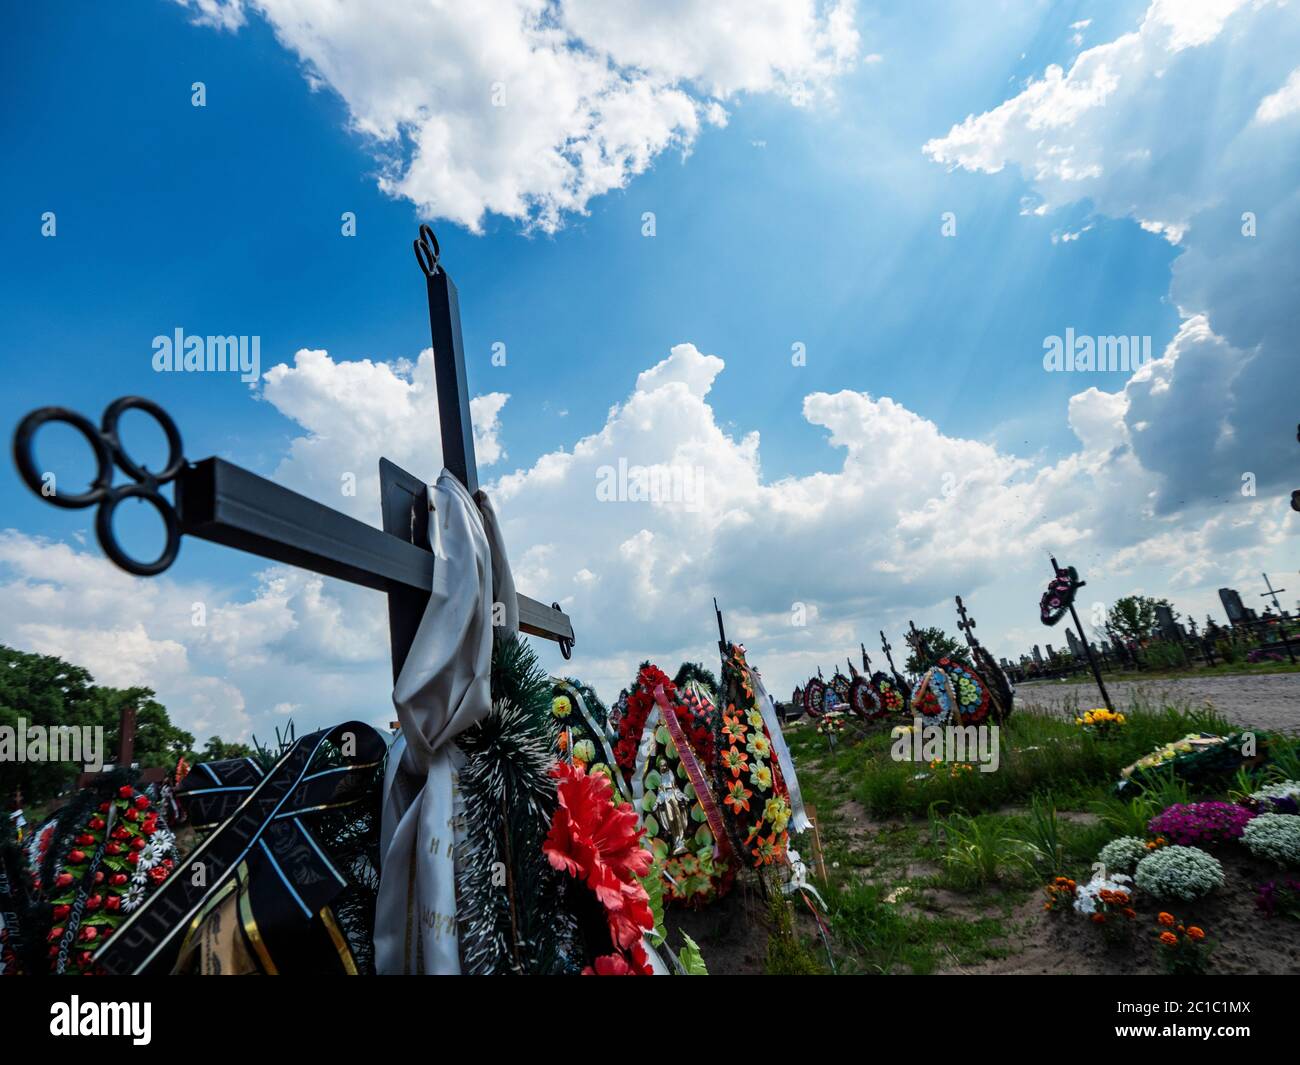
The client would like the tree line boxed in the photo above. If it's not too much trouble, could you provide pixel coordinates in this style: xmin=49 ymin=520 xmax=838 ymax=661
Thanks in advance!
xmin=0 ymin=644 xmax=255 ymax=806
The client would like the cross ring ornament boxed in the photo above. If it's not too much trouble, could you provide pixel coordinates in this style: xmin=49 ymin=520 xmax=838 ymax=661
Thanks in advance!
xmin=12 ymin=396 xmax=186 ymax=576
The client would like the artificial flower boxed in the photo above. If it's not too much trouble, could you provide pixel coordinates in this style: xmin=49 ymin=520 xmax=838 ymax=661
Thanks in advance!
xmin=721 ymin=714 xmax=749 ymax=744
xmin=543 ymin=761 xmax=654 ymax=952
xmin=725 ymin=780 xmax=753 ymax=814
xmin=721 ymin=748 xmax=749 ymax=778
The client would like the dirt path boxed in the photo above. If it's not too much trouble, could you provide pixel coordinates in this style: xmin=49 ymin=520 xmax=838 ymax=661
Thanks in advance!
xmin=1016 ymin=673 xmax=1300 ymax=733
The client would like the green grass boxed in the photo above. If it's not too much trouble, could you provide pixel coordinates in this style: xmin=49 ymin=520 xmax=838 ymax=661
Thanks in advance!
xmin=786 ymin=703 xmax=1234 ymax=822
xmin=825 ymin=881 xmax=1011 ymax=974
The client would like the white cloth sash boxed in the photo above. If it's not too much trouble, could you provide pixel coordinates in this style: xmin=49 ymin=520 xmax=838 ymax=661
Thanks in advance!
xmin=374 ymin=472 xmax=517 ymax=974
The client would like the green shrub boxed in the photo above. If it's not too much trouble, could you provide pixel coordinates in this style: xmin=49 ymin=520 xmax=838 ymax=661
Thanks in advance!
xmin=1097 ymin=836 xmax=1149 ymax=876
xmin=1242 ymin=813 xmax=1300 ymax=867
xmin=1134 ymin=845 xmax=1224 ymax=901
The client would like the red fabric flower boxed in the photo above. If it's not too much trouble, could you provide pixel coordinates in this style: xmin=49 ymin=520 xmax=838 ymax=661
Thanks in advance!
xmin=582 ymin=940 xmax=652 ymax=976
xmin=544 ymin=761 xmax=654 ymax=955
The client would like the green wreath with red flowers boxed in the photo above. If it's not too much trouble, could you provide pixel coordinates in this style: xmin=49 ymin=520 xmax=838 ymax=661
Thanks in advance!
xmin=612 ymin=664 xmax=735 ymax=906
xmin=43 ymin=783 xmax=179 ymax=975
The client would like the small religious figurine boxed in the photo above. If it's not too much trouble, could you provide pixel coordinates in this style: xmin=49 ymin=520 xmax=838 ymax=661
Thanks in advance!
xmin=652 ymin=756 xmax=690 ymax=856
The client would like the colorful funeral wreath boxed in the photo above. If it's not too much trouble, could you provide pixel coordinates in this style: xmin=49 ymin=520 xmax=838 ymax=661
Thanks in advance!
xmin=870 ymin=671 xmax=908 ymax=714
xmin=1117 ymin=732 xmax=1268 ymax=794
xmin=912 ymin=667 xmax=957 ymax=724
xmin=939 ymin=657 xmax=992 ymax=725
xmin=848 ymin=674 xmax=885 ymax=720
xmin=802 ymin=677 xmax=828 ymax=718
xmin=613 ymin=664 xmax=735 ymax=906
xmin=911 ymin=658 xmax=993 ymax=727
xmin=1040 ymin=564 xmax=1081 ymax=627
xmin=41 ymin=783 xmax=180 ymax=975
xmin=715 ymin=644 xmax=795 ymax=870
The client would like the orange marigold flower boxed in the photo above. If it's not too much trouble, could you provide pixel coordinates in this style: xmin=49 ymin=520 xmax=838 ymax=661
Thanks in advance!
xmin=1112 ymin=891 xmax=1129 ymax=904
xmin=1187 ymin=926 xmax=1205 ymax=941
xmin=1159 ymin=931 xmax=1178 ymax=946
xmin=1122 ymin=907 xmax=1136 ymax=919
xmin=1090 ymin=913 xmax=1106 ymax=924
xmin=1157 ymin=912 xmax=1175 ymax=927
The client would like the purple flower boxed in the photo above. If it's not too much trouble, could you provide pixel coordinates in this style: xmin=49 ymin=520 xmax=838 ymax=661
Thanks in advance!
xmin=1148 ymin=802 xmax=1258 ymax=846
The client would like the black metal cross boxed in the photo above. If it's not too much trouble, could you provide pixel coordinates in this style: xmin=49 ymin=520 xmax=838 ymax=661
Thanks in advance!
xmin=1259 ymin=571 xmax=1296 ymax=664
xmin=906 ymin=619 xmax=931 ymax=668
xmin=859 ymin=642 xmax=871 ymax=674
xmin=1046 ymin=556 xmax=1111 ymax=712
xmin=880 ymin=630 xmax=897 ymax=674
xmin=11 ymin=225 xmax=575 ymax=682
xmin=954 ymin=594 xmax=977 ymax=646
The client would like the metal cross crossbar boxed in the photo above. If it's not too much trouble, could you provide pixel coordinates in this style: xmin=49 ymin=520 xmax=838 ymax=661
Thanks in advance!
xmin=11 ymin=225 xmax=575 ymax=680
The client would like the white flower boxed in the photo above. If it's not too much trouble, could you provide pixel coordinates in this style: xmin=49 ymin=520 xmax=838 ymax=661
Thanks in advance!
xmin=137 ymin=841 xmax=161 ymax=872
xmin=123 ymin=883 xmax=145 ymax=912
xmin=1073 ymin=871 xmax=1133 ymax=915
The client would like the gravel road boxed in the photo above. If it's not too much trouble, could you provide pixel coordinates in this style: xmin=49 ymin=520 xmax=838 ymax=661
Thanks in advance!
xmin=1015 ymin=672 xmax=1300 ymax=733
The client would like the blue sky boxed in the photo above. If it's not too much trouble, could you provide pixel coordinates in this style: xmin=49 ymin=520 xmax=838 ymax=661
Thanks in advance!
xmin=2 ymin=1 xmax=1296 ymax=741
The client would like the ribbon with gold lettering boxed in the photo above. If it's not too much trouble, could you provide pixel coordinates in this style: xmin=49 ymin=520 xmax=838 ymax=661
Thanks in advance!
xmin=651 ymin=685 xmax=731 ymax=861
xmin=95 ymin=721 xmax=385 ymax=975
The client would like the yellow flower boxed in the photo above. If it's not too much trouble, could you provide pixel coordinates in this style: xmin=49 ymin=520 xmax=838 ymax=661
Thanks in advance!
xmin=551 ymin=695 xmax=572 ymax=718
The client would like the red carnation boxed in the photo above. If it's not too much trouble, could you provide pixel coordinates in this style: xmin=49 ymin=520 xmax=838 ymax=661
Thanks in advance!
xmin=129 ymin=836 xmax=146 ymax=851
xmin=126 ymin=853 xmax=139 ymax=866
xmin=93 ymin=871 xmax=104 ymax=884
xmin=118 ymin=786 xmax=134 ymax=799
xmin=85 ymin=894 xmax=102 ymax=911
xmin=52 ymin=905 xmax=70 ymax=920
xmin=124 ymin=807 xmax=139 ymax=823
xmin=141 ymin=822 xmax=157 ymax=836
xmin=68 ymin=849 xmax=86 ymax=864
xmin=105 ymin=843 xmax=122 ymax=856
xmin=110 ymin=873 xmax=128 ymax=886
xmin=55 ymin=873 xmax=73 ymax=888
xmin=105 ymin=895 xmax=121 ymax=913
xmin=98 ymin=802 xmax=110 ymax=814
xmin=134 ymin=795 xmax=150 ymax=809
xmin=79 ymin=926 xmax=98 ymax=943
xmin=148 ymin=866 xmax=169 ymax=886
